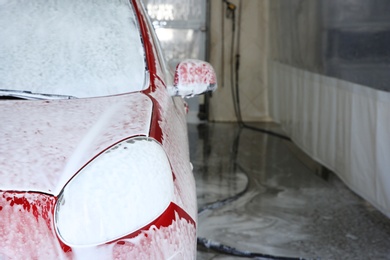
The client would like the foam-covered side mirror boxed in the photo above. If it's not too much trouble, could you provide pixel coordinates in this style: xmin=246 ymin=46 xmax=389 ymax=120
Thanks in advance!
xmin=168 ymin=59 xmax=217 ymax=98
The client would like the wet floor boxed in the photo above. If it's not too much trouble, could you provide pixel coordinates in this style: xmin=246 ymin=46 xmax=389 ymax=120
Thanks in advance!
xmin=188 ymin=122 xmax=390 ymax=260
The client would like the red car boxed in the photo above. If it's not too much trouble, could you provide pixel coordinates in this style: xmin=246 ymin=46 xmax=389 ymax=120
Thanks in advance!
xmin=0 ymin=0 xmax=216 ymax=259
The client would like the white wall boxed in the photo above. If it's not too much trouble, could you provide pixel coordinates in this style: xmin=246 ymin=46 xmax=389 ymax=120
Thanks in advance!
xmin=208 ymin=0 xmax=270 ymax=122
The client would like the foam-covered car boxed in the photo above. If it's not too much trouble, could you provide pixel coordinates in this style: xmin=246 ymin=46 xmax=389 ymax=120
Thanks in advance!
xmin=0 ymin=0 xmax=216 ymax=259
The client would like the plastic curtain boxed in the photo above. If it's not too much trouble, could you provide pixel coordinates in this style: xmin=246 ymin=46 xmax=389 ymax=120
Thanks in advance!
xmin=269 ymin=61 xmax=390 ymax=218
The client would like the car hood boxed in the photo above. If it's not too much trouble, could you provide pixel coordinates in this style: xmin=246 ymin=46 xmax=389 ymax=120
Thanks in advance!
xmin=0 ymin=93 xmax=153 ymax=195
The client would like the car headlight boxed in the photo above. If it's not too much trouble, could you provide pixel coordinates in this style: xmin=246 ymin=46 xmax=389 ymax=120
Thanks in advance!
xmin=54 ymin=137 xmax=174 ymax=246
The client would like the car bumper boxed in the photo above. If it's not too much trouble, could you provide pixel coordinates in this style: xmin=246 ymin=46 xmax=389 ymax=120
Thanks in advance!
xmin=0 ymin=192 xmax=196 ymax=259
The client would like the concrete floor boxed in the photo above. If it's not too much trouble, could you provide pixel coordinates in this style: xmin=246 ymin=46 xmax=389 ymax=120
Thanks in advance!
xmin=188 ymin=122 xmax=390 ymax=260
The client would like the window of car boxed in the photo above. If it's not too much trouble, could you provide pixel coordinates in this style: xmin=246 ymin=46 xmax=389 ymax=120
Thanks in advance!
xmin=0 ymin=0 xmax=147 ymax=99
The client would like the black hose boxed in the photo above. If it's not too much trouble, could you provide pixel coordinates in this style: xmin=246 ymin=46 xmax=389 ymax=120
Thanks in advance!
xmin=198 ymin=237 xmax=308 ymax=260
xmin=197 ymin=125 xmax=310 ymax=259
xmin=198 ymin=3 xmax=300 ymax=259
xmin=224 ymin=0 xmax=291 ymax=142
xmin=241 ymin=122 xmax=291 ymax=141
xmin=197 ymin=167 xmax=308 ymax=260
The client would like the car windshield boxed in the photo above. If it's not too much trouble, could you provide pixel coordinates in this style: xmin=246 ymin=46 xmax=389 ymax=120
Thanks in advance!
xmin=0 ymin=0 xmax=146 ymax=99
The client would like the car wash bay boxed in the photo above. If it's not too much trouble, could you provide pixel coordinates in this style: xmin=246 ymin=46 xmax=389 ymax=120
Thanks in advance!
xmin=145 ymin=0 xmax=390 ymax=258
xmin=190 ymin=122 xmax=390 ymax=259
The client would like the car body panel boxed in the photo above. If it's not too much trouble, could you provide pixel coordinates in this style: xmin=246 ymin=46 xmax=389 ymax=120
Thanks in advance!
xmin=0 ymin=193 xmax=196 ymax=259
xmin=0 ymin=93 xmax=153 ymax=195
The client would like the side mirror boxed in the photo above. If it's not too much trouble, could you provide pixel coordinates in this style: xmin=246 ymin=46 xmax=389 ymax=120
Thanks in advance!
xmin=168 ymin=59 xmax=217 ymax=98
